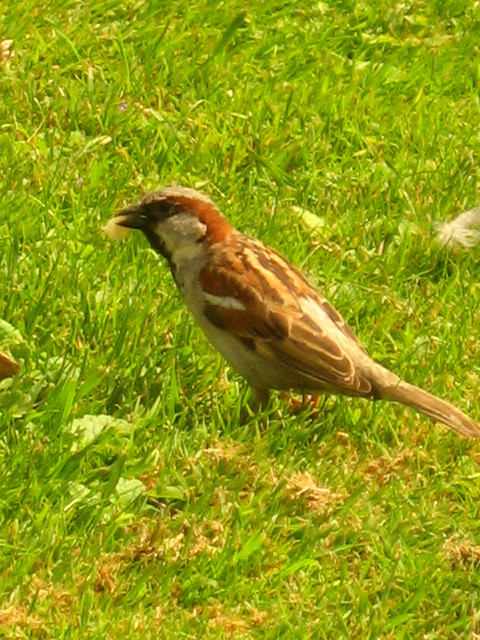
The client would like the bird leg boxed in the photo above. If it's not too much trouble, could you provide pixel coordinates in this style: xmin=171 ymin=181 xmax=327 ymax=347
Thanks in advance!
xmin=250 ymin=387 xmax=270 ymax=410
xmin=281 ymin=392 xmax=320 ymax=418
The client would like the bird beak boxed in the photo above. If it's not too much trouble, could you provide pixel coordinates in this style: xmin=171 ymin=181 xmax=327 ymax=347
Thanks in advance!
xmin=114 ymin=203 xmax=149 ymax=230
xmin=103 ymin=203 xmax=152 ymax=241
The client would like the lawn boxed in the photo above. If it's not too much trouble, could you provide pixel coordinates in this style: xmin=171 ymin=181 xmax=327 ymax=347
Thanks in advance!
xmin=1 ymin=0 xmax=480 ymax=637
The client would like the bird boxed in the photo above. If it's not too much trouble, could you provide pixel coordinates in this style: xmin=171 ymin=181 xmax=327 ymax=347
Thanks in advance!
xmin=103 ymin=186 xmax=480 ymax=439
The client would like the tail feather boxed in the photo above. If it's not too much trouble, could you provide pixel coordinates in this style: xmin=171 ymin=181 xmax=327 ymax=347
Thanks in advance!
xmin=386 ymin=380 xmax=480 ymax=439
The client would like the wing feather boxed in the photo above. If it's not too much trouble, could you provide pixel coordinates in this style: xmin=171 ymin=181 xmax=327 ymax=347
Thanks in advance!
xmin=199 ymin=236 xmax=374 ymax=396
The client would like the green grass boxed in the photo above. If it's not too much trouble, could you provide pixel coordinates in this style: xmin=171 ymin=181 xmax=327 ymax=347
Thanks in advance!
xmin=1 ymin=0 xmax=480 ymax=637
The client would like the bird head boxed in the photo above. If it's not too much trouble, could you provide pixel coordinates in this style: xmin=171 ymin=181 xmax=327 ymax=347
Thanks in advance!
xmin=107 ymin=187 xmax=232 ymax=261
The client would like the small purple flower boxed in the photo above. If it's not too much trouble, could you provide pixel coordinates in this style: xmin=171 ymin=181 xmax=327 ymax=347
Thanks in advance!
xmin=119 ymin=101 xmax=128 ymax=112
xmin=76 ymin=177 xmax=84 ymax=187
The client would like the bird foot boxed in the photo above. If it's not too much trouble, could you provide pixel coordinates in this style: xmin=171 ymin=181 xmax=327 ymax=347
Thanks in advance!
xmin=281 ymin=392 xmax=321 ymax=419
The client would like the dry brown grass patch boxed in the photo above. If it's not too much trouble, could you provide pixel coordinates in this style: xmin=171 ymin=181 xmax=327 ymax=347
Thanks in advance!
xmin=0 ymin=605 xmax=43 ymax=633
xmin=285 ymin=471 xmax=348 ymax=513
xmin=93 ymin=556 xmax=123 ymax=594
xmin=0 ymin=40 xmax=14 ymax=64
xmin=138 ymin=462 xmax=163 ymax=491
xmin=29 ymin=576 xmax=75 ymax=612
xmin=202 ymin=440 xmax=247 ymax=465
xmin=443 ymin=535 xmax=480 ymax=567
xmin=99 ymin=515 xmax=227 ymax=570
xmin=191 ymin=602 xmax=268 ymax=636
xmin=360 ymin=448 xmax=423 ymax=485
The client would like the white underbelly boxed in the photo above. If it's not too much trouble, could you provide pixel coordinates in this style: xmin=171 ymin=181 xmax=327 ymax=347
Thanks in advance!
xmin=178 ymin=274 xmax=271 ymax=387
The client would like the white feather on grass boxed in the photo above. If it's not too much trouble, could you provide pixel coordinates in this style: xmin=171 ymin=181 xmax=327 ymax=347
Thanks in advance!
xmin=436 ymin=206 xmax=480 ymax=250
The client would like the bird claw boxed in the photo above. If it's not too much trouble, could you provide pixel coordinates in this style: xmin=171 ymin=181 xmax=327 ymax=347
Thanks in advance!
xmin=281 ymin=392 xmax=320 ymax=419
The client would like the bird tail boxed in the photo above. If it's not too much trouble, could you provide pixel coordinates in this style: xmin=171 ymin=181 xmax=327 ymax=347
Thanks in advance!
xmin=384 ymin=379 xmax=480 ymax=439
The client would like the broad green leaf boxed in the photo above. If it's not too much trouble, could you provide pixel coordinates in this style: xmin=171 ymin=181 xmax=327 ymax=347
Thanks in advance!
xmin=68 ymin=414 xmax=133 ymax=447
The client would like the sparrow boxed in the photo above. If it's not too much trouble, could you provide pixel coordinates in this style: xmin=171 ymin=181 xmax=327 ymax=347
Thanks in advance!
xmin=104 ymin=186 xmax=480 ymax=439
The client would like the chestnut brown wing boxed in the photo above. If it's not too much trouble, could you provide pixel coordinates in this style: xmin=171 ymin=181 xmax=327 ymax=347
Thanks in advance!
xmin=199 ymin=236 xmax=374 ymax=396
